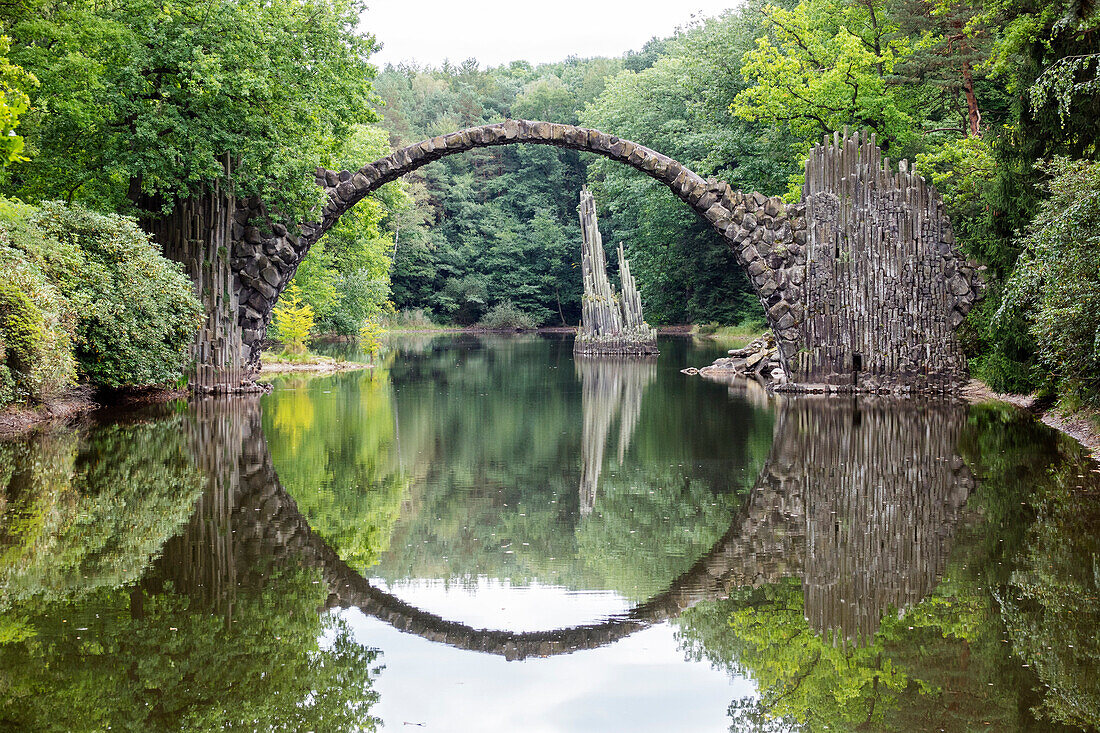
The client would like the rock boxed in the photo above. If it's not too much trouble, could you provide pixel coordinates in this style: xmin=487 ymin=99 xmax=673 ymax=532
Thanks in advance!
xmin=948 ymin=274 xmax=970 ymax=296
xmin=260 ymin=266 xmax=281 ymax=288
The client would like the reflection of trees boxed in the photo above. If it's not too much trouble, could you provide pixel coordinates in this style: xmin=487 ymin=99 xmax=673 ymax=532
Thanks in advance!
xmin=576 ymin=356 xmax=656 ymax=514
xmin=675 ymin=400 xmax=1100 ymax=733
xmin=0 ymin=565 xmax=381 ymax=731
xmin=0 ymin=414 xmax=203 ymax=606
xmin=367 ymin=336 xmax=771 ymax=600
xmin=262 ymin=367 xmax=410 ymax=571
xmin=1001 ymin=461 xmax=1100 ymax=728
xmin=0 ymin=398 xmax=383 ymax=731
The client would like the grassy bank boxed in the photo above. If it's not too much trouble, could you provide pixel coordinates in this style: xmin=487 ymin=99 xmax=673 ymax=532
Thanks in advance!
xmin=259 ymin=351 xmax=372 ymax=375
xmin=692 ymin=322 xmax=766 ymax=348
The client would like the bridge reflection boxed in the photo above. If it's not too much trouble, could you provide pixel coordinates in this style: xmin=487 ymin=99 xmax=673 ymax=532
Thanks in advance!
xmin=158 ymin=390 xmax=974 ymax=658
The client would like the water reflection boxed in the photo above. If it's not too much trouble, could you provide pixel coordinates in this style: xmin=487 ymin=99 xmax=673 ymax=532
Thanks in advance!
xmin=577 ymin=356 xmax=657 ymax=515
xmin=769 ymin=397 xmax=974 ymax=641
xmin=44 ymin=393 xmax=972 ymax=662
xmin=0 ymin=413 xmax=203 ymax=605
xmin=304 ymin=336 xmax=767 ymax=603
xmin=1 ymin=337 xmax=1099 ymax=732
xmin=677 ymin=397 xmax=1100 ymax=732
xmin=0 ymin=400 xmax=382 ymax=732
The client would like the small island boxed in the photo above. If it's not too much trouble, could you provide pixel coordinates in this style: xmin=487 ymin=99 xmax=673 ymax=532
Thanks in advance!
xmin=574 ymin=187 xmax=658 ymax=356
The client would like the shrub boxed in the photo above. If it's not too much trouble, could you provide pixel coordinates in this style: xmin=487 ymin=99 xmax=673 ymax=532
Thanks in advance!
xmin=30 ymin=203 xmax=201 ymax=388
xmin=272 ymin=284 xmax=314 ymax=355
xmin=0 ymin=215 xmax=78 ymax=406
xmin=0 ymin=199 xmax=200 ymax=398
xmin=478 ymin=300 xmax=537 ymax=331
xmin=0 ymin=279 xmax=44 ymax=376
xmin=379 ymin=308 xmax=435 ymax=330
xmin=1003 ymin=158 xmax=1100 ymax=405
xmin=0 ymin=350 xmax=13 ymax=406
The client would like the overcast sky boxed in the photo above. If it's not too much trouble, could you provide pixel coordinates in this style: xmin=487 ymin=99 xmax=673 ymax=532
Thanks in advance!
xmin=361 ymin=0 xmax=742 ymax=69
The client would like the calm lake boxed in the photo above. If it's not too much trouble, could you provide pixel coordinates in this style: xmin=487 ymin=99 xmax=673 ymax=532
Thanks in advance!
xmin=2 ymin=334 xmax=1099 ymax=732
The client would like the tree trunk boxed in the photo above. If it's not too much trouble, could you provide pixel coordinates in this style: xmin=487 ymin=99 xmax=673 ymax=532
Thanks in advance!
xmin=962 ymin=60 xmax=982 ymax=138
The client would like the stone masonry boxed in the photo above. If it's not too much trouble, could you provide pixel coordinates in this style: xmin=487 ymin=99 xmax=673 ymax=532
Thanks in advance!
xmin=227 ymin=121 xmax=981 ymax=392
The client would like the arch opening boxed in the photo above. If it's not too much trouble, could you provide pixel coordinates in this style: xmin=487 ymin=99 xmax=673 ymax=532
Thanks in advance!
xmin=229 ymin=120 xmax=806 ymax=374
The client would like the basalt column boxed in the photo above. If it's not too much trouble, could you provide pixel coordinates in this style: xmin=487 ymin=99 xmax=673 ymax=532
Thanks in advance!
xmin=575 ymin=187 xmax=658 ymax=355
xmin=791 ymin=130 xmax=984 ymax=391
xmin=143 ymin=181 xmax=253 ymax=393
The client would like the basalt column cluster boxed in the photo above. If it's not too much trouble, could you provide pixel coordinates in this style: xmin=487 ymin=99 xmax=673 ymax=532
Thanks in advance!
xmin=789 ymin=130 xmax=984 ymax=392
xmin=574 ymin=187 xmax=658 ymax=355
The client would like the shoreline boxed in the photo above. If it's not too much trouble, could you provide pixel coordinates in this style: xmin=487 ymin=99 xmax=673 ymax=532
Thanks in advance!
xmin=965 ymin=379 xmax=1099 ymax=461
xmin=0 ymin=393 xmax=98 ymax=438
xmin=1037 ymin=408 xmax=1100 ymax=462
xmin=259 ymin=358 xmax=373 ymax=376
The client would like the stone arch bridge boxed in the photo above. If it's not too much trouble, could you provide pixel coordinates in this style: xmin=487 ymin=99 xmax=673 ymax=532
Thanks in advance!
xmin=157 ymin=395 xmax=975 ymax=659
xmin=170 ymin=121 xmax=983 ymax=394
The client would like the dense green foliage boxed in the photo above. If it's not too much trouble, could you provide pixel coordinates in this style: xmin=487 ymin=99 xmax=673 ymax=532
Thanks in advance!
xmin=0 ymin=0 xmax=398 ymax=358
xmin=0 ymin=0 xmax=378 ymax=220
xmin=0 ymin=35 xmax=33 ymax=165
xmin=0 ymin=199 xmax=200 ymax=403
xmin=1003 ymin=158 xmax=1100 ymax=405
xmin=579 ymin=8 xmax=801 ymax=323
xmin=30 ymin=203 xmax=203 ymax=387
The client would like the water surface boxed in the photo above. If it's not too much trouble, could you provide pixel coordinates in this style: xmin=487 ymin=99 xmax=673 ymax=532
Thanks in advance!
xmin=1 ymin=334 xmax=1098 ymax=731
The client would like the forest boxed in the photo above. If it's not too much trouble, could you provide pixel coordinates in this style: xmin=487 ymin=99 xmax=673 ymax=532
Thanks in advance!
xmin=0 ymin=0 xmax=1097 ymax=406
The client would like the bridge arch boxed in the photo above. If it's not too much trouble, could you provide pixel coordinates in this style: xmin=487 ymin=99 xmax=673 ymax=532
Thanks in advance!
xmin=219 ymin=123 xmax=984 ymax=394
xmin=230 ymin=120 xmax=808 ymax=370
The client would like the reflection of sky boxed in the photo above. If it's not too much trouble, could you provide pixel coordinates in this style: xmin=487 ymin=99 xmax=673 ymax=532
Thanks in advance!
xmin=372 ymin=577 xmax=634 ymax=629
xmin=339 ymin=580 xmax=754 ymax=732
